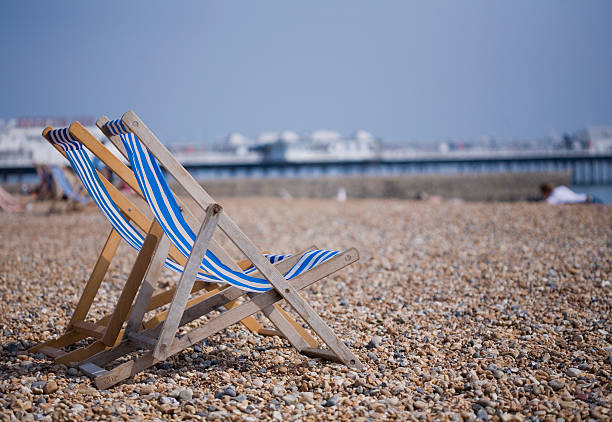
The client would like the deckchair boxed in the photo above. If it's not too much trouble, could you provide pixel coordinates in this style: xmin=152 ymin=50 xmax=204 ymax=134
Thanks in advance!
xmin=50 ymin=165 xmax=88 ymax=205
xmin=31 ymin=127 xmax=312 ymax=364
xmin=91 ymin=117 xmax=318 ymax=345
xmin=79 ymin=112 xmax=363 ymax=388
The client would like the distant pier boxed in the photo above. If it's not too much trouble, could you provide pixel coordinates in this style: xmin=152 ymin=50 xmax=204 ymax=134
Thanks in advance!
xmin=184 ymin=152 xmax=612 ymax=185
xmin=1 ymin=151 xmax=611 ymax=185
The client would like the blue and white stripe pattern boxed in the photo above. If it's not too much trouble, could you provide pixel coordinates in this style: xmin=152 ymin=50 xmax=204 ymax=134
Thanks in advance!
xmin=46 ymin=128 xmax=288 ymax=284
xmin=105 ymin=119 xmax=341 ymax=292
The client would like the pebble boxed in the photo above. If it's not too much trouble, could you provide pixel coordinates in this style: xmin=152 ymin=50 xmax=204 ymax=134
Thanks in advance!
xmin=5 ymin=343 xmax=19 ymax=353
xmin=282 ymin=394 xmax=297 ymax=405
xmin=367 ymin=336 xmax=382 ymax=349
xmin=71 ymin=404 xmax=85 ymax=413
xmin=477 ymin=407 xmax=488 ymax=420
xmin=67 ymin=368 xmax=78 ymax=376
xmin=324 ymin=395 xmax=338 ymax=407
xmin=1 ymin=199 xmax=610 ymax=420
xmin=178 ymin=389 xmax=192 ymax=401
xmin=300 ymin=392 xmax=314 ymax=404
xmin=42 ymin=381 xmax=57 ymax=394
xmin=548 ymin=380 xmax=565 ymax=391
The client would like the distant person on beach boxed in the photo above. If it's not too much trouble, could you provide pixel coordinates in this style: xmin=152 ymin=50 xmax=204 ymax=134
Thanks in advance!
xmin=539 ymin=183 xmax=602 ymax=205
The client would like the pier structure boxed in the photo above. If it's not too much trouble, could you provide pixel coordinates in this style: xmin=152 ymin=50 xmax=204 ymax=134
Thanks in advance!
xmin=2 ymin=152 xmax=612 ymax=185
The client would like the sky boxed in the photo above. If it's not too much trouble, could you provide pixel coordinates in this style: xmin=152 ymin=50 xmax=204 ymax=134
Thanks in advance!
xmin=1 ymin=1 xmax=612 ymax=145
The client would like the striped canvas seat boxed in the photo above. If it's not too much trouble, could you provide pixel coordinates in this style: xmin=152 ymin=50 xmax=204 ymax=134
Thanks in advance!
xmin=46 ymin=128 xmax=290 ymax=288
xmin=103 ymin=120 xmax=341 ymax=292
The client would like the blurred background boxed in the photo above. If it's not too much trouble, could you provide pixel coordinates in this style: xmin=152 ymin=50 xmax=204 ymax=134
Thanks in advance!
xmin=1 ymin=0 xmax=611 ymax=208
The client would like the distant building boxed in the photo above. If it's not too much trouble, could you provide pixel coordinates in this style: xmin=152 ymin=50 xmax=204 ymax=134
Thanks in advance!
xmin=0 ymin=117 xmax=108 ymax=167
xmin=252 ymin=129 xmax=380 ymax=162
xmin=585 ymin=127 xmax=612 ymax=152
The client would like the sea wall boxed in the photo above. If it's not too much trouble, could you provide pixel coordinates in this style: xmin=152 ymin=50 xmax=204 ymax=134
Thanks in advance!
xmin=2 ymin=170 xmax=572 ymax=202
xmin=193 ymin=171 xmax=572 ymax=202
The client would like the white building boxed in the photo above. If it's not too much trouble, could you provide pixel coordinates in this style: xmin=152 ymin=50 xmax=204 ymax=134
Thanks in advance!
xmin=0 ymin=117 xmax=109 ymax=167
xmin=253 ymin=129 xmax=380 ymax=162
xmin=587 ymin=126 xmax=612 ymax=152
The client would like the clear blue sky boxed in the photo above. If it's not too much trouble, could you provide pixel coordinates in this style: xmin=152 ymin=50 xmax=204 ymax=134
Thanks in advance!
xmin=2 ymin=1 xmax=611 ymax=145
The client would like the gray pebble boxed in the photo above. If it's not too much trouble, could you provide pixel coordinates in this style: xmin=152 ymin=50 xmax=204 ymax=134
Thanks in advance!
xmin=178 ymin=388 xmax=192 ymax=401
xmin=548 ymin=379 xmax=565 ymax=391
xmin=324 ymin=394 xmax=339 ymax=407
xmin=367 ymin=336 xmax=382 ymax=349
xmin=282 ymin=394 xmax=297 ymax=405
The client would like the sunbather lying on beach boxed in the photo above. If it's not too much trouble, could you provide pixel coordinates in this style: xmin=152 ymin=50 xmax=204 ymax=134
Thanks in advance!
xmin=539 ymin=183 xmax=603 ymax=205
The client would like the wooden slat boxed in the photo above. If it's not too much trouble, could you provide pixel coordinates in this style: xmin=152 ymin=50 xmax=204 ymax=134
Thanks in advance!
xmin=95 ymin=352 xmax=157 ymax=389
xmin=70 ymin=122 xmax=141 ymax=194
xmin=221 ymin=222 xmax=363 ymax=369
xmin=269 ymin=306 xmax=318 ymax=347
xmin=71 ymin=321 xmax=106 ymax=339
xmin=301 ymin=347 xmax=343 ymax=363
xmin=152 ymin=204 xmax=221 ymax=360
xmin=101 ymin=220 xmax=164 ymax=346
xmin=258 ymin=301 xmax=310 ymax=351
xmin=127 ymin=332 xmax=157 ymax=350
xmin=124 ymin=233 xmax=172 ymax=336
xmin=79 ymin=363 xmax=108 ymax=378
xmin=145 ymin=247 xmax=315 ymax=338
xmin=82 ymin=340 xmax=138 ymax=368
xmin=56 ymin=340 xmax=107 ymax=365
xmin=38 ymin=346 xmax=65 ymax=359
xmin=141 ymin=285 xmax=225 ymax=330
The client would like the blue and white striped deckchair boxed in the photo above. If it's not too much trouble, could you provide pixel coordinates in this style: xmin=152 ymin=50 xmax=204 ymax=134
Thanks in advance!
xmin=50 ymin=165 xmax=89 ymax=204
xmin=32 ymin=127 xmax=298 ymax=365
xmin=102 ymin=120 xmax=342 ymax=293
xmin=45 ymin=128 xmax=291 ymax=287
xmin=74 ymin=113 xmax=362 ymax=389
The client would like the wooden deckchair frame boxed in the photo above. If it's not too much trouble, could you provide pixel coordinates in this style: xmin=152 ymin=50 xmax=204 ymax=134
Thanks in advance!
xmin=80 ymin=111 xmax=363 ymax=388
xmin=30 ymin=127 xmax=295 ymax=365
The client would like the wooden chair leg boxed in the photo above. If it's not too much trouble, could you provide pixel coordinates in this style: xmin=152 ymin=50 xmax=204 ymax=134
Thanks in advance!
xmin=67 ymin=228 xmax=122 ymax=329
xmin=29 ymin=228 xmax=121 ymax=354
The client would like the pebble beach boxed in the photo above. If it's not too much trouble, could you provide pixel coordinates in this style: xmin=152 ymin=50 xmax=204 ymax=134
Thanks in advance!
xmin=0 ymin=198 xmax=610 ymax=421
